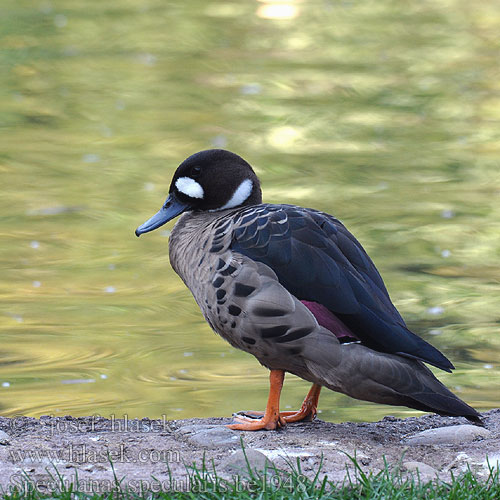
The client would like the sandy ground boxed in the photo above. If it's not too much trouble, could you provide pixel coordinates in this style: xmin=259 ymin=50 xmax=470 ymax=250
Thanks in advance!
xmin=0 ymin=410 xmax=499 ymax=494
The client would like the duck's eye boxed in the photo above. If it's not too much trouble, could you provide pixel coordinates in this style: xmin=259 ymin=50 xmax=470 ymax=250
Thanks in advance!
xmin=191 ymin=166 xmax=202 ymax=178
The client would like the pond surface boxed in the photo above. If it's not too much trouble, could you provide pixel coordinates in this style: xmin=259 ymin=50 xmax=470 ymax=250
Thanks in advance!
xmin=1 ymin=0 xmax=499 ymax=422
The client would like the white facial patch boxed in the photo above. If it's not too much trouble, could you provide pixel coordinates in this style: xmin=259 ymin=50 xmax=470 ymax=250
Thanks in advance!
xmin=220 ymin=179 xmax=253 ymax=210
xmin=175 ymin=177 xmax=204 ymax=199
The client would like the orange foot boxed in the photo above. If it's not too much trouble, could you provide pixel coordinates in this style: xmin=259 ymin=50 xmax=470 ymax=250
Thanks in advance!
xmin=227 ymin=411 xmax=286 ymax=431
xmin=233 ymin=383 xmax=322 ymax=425
xmin=233 ymin=408 xmax=315 ymax=424
xmin=227 ymin=369 xmax=286 ymax=431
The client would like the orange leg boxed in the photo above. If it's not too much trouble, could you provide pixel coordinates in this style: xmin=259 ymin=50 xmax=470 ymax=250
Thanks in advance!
xmin=235 ymin=383 xmax=322 ymax=424
xmin=283 ymin=383 xmax=321 ymax=423
xmin=227 ymin=370 xmax=286 ymax=431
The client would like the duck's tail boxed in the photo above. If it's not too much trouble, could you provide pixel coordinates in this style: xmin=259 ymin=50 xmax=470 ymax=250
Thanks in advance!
xmin=301 ymin=329 xmax=482 ymax=424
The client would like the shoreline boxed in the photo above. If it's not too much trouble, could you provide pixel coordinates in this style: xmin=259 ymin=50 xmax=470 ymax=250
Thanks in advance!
xmin=0 ymin=410 xmax=498 ymax=492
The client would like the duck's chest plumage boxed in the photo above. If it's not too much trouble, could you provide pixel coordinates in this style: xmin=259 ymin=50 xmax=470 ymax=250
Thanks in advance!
xmin=169 ymin=209 xmax=247 ymax=344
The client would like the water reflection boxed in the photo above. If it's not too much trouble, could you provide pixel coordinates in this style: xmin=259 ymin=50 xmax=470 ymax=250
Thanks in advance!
xmin=1 ymin=0 xmax=499 ymax=421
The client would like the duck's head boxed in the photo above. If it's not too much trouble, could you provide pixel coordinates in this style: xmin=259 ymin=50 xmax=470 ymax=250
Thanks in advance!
xmin=135 ymin=149 xmax=262 ymax=236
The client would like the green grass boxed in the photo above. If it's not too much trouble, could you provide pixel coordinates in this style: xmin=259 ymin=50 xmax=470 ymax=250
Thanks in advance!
xmin=2 ymin=453 xmax=499 ymax=500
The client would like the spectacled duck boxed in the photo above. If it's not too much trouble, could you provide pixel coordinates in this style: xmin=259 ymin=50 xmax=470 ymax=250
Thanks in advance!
xmin=135 ymin=149 xmax=481 ymax=430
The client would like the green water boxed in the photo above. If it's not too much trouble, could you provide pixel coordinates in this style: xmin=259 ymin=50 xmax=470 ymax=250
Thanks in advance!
xmin=1 ymin=0 xmax=499 ymax=422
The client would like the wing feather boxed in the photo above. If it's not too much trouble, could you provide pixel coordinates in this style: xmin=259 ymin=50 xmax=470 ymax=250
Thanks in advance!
xmin=230 ymin=204 xmax=454 ymax=372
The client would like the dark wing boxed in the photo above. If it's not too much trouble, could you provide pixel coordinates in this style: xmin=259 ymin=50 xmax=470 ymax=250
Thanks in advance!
xmin=229 ymin=204 xmax=454 ymax=372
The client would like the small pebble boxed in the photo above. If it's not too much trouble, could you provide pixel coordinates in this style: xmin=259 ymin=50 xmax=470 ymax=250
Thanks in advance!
xmin=33 ymin=281 xmax=41 ymax=287
xmin=482 ymin=454 xmax=500 ymax=471
xmin=181 ymin=425 xmax=239 ymax=449
xmin=403 ymin=461 xmax=438 ymax=478
xmin=405 ymin=425 xmax=490 ymax=445
xmin=30 ymin=241 xmax=40 ymax=249
xmin=221 ymin=449 xmax=273 ymax=474
xmin=0 ymin=430 xmax=10 ymax=445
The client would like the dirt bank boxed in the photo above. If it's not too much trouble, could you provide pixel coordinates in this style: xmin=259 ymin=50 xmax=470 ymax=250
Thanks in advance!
xmin=0 ymin=410 xmax=499 ymax=493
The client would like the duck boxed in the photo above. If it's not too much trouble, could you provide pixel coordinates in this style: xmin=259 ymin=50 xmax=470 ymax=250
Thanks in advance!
xmin=135 ymin=149 xmax=481 ymax=430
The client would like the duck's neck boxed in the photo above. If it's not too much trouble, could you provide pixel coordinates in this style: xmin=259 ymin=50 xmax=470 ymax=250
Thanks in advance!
xmin=168 ymin=211 xmax=222 ymax=282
